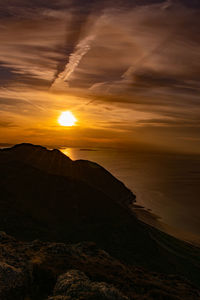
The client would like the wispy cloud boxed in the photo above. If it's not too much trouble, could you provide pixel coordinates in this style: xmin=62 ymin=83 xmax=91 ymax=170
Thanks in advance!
xmin=0 ymin=0 xmax=200 ymax=152
xmin=50 ymin=33 xmax=96 ymax=89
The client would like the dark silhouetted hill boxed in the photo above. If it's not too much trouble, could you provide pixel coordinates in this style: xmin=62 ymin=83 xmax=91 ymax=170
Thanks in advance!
xmin=0 ymin=143 xmax=134 ymax=206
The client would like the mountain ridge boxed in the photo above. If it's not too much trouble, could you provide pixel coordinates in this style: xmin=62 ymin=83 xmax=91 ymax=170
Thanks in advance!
xmin=0 ymin=143 xmax=135 ymax=207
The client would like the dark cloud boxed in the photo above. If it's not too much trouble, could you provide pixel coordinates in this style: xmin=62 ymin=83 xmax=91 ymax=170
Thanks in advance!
xmin=0 ymin=120 xmax=17 ymax=127
xmin=0 ymin=65 xmax=17 ymax=84
xmin=132 ymin=69 xmax=182 ymax=88
xmin=137 ymin=118 xmax=200 ymax=127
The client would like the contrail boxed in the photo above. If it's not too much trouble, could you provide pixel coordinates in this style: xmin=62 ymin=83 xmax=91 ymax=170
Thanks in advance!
xmin=50 ymin=0 xmax=106 ymax=91
xmin=50 ymin=34 xmax=95 ymax=90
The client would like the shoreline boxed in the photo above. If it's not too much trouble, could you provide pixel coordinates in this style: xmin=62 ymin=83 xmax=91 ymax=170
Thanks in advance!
xmin=132 ymin=203 xmax=200 ymax=247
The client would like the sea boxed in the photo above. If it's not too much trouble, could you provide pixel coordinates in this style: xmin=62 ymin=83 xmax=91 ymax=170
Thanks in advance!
xmin=61 ymin=147 xmax=200 ymax=244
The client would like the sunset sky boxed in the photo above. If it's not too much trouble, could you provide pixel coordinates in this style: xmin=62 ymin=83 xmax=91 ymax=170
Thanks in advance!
xmin=0 ymin=0 xmax=200 ymax=153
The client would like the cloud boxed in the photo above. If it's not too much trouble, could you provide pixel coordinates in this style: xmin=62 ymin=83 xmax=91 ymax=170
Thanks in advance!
xmin=137 ymin=118 xmax=200 ymax=127
xmin=0 ymin=0 xmax=200 ymax=152
xmin=51 ymin=33 xmax=96 ymax=89
xmin=0 ymin=120 xmax=17 ymax=128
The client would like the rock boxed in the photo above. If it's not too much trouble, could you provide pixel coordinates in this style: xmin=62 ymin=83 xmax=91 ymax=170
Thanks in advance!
xmin=48 ymin=269 xmax=129 ymax=300
xmin=0 ymin=233 xmax=199 ymax=300
xmin=0 ymin=262 xmax=27 ymax=299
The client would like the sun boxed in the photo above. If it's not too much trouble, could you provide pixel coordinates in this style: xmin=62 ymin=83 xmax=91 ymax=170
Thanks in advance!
xmin=58 ymin=111 xmax=77 ymax=126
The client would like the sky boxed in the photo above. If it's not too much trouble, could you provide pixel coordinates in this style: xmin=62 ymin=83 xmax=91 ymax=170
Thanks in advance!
xmin=0 ymin=0 xmax=200 ymax=153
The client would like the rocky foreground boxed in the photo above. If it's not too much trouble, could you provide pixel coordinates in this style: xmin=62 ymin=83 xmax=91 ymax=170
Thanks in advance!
xmin=0 ymin=231 xmax=199 ymax=300
xmin=1 ymin=144 xmax=200 ymax=299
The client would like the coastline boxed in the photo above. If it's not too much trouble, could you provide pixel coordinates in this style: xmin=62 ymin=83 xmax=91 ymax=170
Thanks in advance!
xmin=132 ymin=203 xmax=200 ymax=247
xmin=61 ymin=147 xmax=200 ymax=246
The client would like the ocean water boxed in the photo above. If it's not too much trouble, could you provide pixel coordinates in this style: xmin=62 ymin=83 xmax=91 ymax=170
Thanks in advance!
xmin=61 ymin=147 xmax=200 ymax=241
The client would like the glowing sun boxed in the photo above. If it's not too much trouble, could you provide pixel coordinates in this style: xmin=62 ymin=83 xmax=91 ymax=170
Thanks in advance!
xmin=58 ymin=111 xmax=77 ymax=126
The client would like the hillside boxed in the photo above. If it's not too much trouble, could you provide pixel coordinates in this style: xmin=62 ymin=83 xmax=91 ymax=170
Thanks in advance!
xmin=0 ymin=232 xmax=199 ymax=300
xmin=0 ymin=143 xmax=200 ymax=298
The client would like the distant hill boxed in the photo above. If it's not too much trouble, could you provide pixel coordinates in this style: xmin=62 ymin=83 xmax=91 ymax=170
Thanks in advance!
xmin=0 ymin=143 xmax=200 ymax=290
xmin=0 ymin=143 xmax=134 ymax=206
